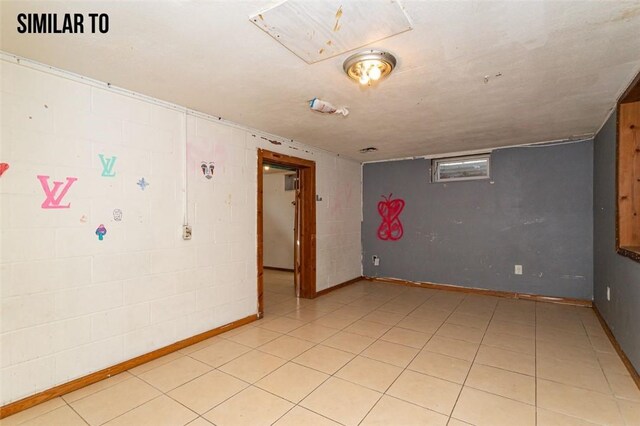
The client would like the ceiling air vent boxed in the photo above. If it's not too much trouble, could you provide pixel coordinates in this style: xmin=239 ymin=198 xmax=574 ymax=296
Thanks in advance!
xmin=359 ymin=147 xmax=378 ymax=153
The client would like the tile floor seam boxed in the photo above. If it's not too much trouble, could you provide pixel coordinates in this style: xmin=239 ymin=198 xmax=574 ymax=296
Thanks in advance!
xmin=471 ymin=357 xmax=535 ymax=377
xmin=163 ymin=372 xmax=250 ymax=415
xmin=535 ymin=375 xmax=616 ymax=396
xmin=379 ymin=294 xmax=467 ymax=418
xmin=134 ymin=360 xmax=216 ymax=395
xmin=63 ymin=376 xmax=140 ymax=405
xmin=354 ymin=392 xmax=385 ymax=425
xmin=254 ymin=369 xmax=331 ymax=406
xmin=583 ymin=315 xmax=623 ymax=400
xmin=85 ymin=391 xmax=163 ymax=426
xmin=447 ymin=295 xmax=498 ymax=420
xmin=587 ymin=319 xmax=631 ymax=425
xmin=367 ymin=334 xmax=431 ymax=352
xmin=65 ymin=400 xmax=91 ymax=426
xmin=298 ymin=286 xmax=438 ymax=425
xmin=461 ymin=376 xmax=536 ymax=407
xmin=286 ymin=299 xmax=386 ymax=424
xmin=102 ymin=393 xmax=198 ymax=426
xmin=289 ymin=403 xmax=348 ymax=426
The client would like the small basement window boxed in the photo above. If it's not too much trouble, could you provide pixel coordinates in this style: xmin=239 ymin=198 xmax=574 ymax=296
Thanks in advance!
xmin=431 ymin=154 xmax=490 ymax=182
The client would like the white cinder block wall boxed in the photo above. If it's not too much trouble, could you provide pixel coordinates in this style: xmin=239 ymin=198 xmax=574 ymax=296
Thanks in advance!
xmin=0 ymin=57 xmax=363 ymax=405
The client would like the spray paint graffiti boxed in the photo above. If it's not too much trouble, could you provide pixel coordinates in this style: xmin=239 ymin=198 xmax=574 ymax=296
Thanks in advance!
xmin=377 ymin=194 xmax=405 ymax=241
xmin=98 ymin=154 xmax=117 ymax=177
xmin=0 ymin=163 xmax=9 ymax=177
xmin=200 ymin=161 xmax=215 ymax=179
xmin=95 ymin=224 xmax=107 ymax=240
xmin=137 ymin=178 xmax=149 ymax=191
xmin=37 ymin=175 xmax=78 ymax=209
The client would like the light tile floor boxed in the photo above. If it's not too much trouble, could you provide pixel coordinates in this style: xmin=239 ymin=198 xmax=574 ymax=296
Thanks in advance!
xmin=4 ymin=270 xmax=640 ymax=425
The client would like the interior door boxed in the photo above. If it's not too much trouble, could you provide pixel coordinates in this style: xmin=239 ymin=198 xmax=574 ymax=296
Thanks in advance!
xmin=293 ymin=171 xmax=302 ymax=298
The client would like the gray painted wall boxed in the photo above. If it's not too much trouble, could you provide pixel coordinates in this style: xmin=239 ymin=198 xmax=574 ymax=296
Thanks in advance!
xmin=362 ymin=141 xmax=594 ymax=299
xmin=594 ymin=112 xmax=640 ymax=371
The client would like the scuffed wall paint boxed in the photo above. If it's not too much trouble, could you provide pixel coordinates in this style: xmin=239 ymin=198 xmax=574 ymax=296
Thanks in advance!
xmin=0 ymin=59 xmax=362 ymax=405
xmin=362 ymin=141 xmax=594 ymax=300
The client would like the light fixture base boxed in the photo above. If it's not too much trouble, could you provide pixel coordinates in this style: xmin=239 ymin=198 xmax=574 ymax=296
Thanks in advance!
xmin=343 ymin=50 xmax=397 ymax=85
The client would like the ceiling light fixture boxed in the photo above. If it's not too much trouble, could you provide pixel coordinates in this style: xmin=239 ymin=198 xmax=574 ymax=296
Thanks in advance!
xmin=343 ymin=50 xmax=397 ymax=86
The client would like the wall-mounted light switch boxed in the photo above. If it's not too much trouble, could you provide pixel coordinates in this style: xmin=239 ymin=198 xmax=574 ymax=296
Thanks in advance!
xmin=607 ymin=286 xmax=611 ymax=301
xmin=514 ymin=265 xmax=523 ymax=275
xmin=372 ymin=255 xmax=380 ymax=266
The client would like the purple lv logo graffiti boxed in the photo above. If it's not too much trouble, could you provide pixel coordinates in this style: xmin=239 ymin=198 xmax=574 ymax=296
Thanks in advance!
xmin=37 ymin=175 xmax=78 ymax=209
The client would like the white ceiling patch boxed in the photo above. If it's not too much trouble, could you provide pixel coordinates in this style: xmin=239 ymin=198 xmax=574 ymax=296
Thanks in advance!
xmin=250 ymin=0 xmax=412 ymax=64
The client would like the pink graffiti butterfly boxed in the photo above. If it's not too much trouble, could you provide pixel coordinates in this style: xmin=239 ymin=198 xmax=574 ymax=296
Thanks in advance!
xmin=377 ymin=193 xmax=405 ymax=241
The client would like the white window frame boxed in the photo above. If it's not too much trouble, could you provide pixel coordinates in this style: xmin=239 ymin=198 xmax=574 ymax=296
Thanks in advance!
xmin=431 ymin=154 xmax=491 ymax=183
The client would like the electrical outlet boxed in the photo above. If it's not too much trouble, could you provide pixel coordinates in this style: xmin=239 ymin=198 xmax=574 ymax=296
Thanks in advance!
xmin=607 ymin=286 xmax=611 ymax=301
xmin=514 ymin=265 xmax=523 ymax=275
xmin=182 ymin=225 xmax=192 ymax=240
xmin=372 ymin=255 xmax=380 ymax=266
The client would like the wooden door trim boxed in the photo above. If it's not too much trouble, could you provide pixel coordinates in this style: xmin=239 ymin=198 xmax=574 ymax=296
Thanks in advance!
xmin=257 ymin=149 xmax=316 ymax=316
xmin=616 ymin=70 xmax=640 ymax=263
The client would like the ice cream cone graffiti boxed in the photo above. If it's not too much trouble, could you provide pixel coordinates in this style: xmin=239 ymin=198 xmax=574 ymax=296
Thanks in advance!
xmin=377 ymin=194 xmax=405 ymax=241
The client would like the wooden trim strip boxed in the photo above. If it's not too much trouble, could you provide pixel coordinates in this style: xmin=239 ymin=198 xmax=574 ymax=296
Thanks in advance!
xmin=620 ymin=69 xmax=640 ymax=104
xmin=264 ymin=266 xmax=295 ymax=272
xmin=365 ymin=276 xmax=592 ymax=307
xmin=315 ymin=276 xmax=363 ymax=297
xmin=0 ymin=314 xmax=258 ymax=419
xmin=593 ymin=305 xmax=640 ymax=391
xmin=616 ymin=72 xmax=640 ymax=264
xmin=257 ymin=152 xmax=264 ymax=316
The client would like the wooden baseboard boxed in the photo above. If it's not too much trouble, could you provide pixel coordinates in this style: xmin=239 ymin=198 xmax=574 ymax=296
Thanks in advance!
xmin=264 ymin=266 xmax=295 ymax=272
xmin=315 ymin=276 xmax=364 ymax=297
xmin=365 ymin=276 xmax=593 ymax=307
xmin=593 ymin=305 xmax=640 ymax=391
xmin=0 ymin=314 xmax=258 ymax=419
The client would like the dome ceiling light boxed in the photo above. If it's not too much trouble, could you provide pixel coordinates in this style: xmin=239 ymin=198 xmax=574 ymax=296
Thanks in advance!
xmin=343 ymin=50 xmax=397 ymax=86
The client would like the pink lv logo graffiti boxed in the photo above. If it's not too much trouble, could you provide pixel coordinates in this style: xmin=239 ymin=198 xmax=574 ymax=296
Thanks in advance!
xmin=37 ymin=175 xmax=78 ymax=209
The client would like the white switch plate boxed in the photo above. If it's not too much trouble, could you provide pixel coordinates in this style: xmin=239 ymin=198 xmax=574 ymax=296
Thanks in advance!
xmin=607 ymin=286 xmax=611 ymax=301
xmin=514 ymin=265 xmax=523 ymax=275
xmin=182 ymin=225 xmax=192 ymax=240
xmin=372 ymin=255 xmax=380 ymax=266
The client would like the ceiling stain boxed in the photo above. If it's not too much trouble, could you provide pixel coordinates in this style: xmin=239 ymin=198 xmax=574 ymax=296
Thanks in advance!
xmin=617 ymin=6 xmax=640 ymax=22
xmin=333 ymin=5 xmax=343 ymax=31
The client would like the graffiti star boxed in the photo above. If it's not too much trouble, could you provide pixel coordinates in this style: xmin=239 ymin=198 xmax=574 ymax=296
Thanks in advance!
xmin=137 ymin=177 xmax=149 ymax=191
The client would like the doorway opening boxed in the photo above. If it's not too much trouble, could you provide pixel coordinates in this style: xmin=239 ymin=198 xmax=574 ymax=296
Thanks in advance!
xmin=257 ymin=149 xmax=316 ymax=317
